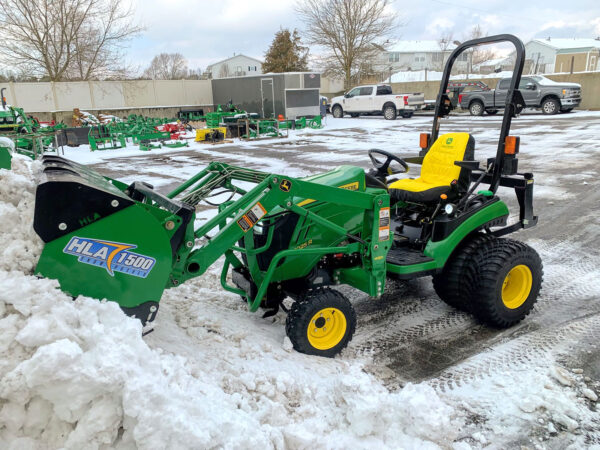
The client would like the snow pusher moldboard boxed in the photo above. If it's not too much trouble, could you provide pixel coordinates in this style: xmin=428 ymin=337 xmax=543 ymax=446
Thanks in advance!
xmin=32 ymin=34 xmax=543 ymax=357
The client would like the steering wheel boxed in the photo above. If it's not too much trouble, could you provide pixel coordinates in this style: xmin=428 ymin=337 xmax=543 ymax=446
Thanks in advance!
xmin=368 ymin=149 xmax=409 ymax=179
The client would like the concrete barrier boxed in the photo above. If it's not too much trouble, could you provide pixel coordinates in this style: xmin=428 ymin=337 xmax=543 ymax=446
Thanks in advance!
xmin=389 ymin=72 xmax=600 ymax=110
xmin=0 ymin=79 xmax=214 ymax=121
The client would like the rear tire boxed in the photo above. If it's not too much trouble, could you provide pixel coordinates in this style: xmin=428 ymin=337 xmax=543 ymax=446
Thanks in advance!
xmin=433 ymin=233 xmax=494 ymax=311
xmin=383 ymin=105 xmax=397 ymax=120
xmin=332 ymin=105 xmax=344 ymax=118
xmin=541 ymin=97 xmax=560 ymax=115
xmin=285 ymin=289 xmax=356 ymax=357
xmin=469 ymin=101 xmax=484 ymax=116
xmin=468 ymin=239 xmax=543 ymax=328
xmin=560 ymin=108 xmax=573 ymax=113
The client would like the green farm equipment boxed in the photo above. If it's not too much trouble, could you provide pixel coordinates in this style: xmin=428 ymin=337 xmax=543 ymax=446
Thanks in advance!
xmin=0 ymin=137 xmax=14 ymax=169
xmin=32 ymin=35 xmax=542 ymax=357
xmin=89 ymin=126 xmax=127 ymax=151
xmin=0 ymin=88 xmax=37 ymax=135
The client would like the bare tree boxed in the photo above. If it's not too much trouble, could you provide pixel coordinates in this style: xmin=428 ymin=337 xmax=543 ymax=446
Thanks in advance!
xmin=0 ymin=0 xmax=142 ymax=81
xmin=465 ymin=25 xmax=497 ymax=69
xmin=297 ymin=0 xmax=398 ymax=88
xmin=434 ymin=31 xmax=454 ymax=71
xmin=218 ymin=64 xmax=231 ymax=78
xmin=143 ymin=53 xmax=189 ymax=80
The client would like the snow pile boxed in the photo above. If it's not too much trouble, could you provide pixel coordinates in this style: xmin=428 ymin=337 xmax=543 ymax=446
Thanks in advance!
xmin=0 ymin=155 xmax=43 ymax=273
xmin=0 ymin=157 xmax=461 ymax=449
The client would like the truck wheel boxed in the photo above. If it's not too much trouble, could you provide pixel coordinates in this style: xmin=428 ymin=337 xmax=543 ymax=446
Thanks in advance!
xmin=332 ymin=105 xmax=344 ymax=118
xmin=383 ymin=105 xmax=397 ymax=120
xmin=285 ymin=289 xmax=356 ymax=357
xmin=432 ymin=233 xmax=494 ymax=311
xmin=401 ymin=111 xmax=414 ymax=119
xmin=541 ymin=98 xmax=559 ymax=115
xmin=469 ymin=101 xmax=484 ymax=116
xmin=468 ymin=239 xmax=543 ymax=328
xmin=485 ymin=109 xmax=498 ymax=115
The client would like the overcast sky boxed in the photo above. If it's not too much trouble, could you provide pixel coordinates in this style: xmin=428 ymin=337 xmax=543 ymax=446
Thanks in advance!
xmin=127 ymin=0 xmax=600 ymax=72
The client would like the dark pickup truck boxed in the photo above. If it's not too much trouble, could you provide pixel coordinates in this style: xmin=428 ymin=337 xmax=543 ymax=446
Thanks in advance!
xmin=460 ymin=75 xmax=582 ymax=115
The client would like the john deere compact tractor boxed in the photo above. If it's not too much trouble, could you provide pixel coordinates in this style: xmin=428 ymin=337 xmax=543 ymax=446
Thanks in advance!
xmin=32 ymin=35 xmax=542 ymax=357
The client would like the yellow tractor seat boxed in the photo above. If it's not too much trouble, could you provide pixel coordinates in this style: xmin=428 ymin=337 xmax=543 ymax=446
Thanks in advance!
xmin=389 ymin=132 xmax=475 ymax=203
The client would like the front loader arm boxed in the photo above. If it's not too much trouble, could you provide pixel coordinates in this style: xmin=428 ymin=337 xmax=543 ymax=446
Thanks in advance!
xmin=167 ymin=164 xmax=391 ymax=308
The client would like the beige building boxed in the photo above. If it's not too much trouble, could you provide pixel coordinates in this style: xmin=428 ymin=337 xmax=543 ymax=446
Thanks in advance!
xmin=555 ymin=46 xmax=600 ymax=73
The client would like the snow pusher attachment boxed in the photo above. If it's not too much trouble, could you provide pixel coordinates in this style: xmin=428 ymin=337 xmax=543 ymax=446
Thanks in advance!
xmin=34 ymin=156 xmax=193 ymax=322
xmin=33 ymin=156 xmax=391 ymax=355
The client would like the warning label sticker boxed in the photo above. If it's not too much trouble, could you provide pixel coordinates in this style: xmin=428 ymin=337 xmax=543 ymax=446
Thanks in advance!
xmin=378 ymin=207 xmax=390 ymax=241
xmin=378 ymin=228 xmax=390 ymax=241
xmin=237 ymin=202 xmax=267 ymax=232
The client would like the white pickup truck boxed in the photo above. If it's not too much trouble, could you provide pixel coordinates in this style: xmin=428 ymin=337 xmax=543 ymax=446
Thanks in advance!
xmin=330 ymin=84 xmax=425 ymax=120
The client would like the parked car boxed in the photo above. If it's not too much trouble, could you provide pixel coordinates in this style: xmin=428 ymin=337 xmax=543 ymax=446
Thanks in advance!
xmin=459 ymin=75 xmax=581 ymax=115
xmin=330 ymin=85 xmax=425 ymax=120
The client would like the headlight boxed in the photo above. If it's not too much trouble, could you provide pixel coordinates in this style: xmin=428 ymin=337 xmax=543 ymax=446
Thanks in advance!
xmin=444 ymin=203 xmax=456 ymax=215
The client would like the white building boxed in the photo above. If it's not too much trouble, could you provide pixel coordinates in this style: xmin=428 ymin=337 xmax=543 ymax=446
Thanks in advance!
xmin=520 ymin=38 xmax=600 ymax=74
xmin=205 ymin=54 xmax=263 ymax=79
xmin=378 ymin=40 xmax=469 ymax=73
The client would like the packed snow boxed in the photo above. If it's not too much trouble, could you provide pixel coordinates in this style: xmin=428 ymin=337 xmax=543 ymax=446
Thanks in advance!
xmin=1 ymin=111 xmax=600 ymax=449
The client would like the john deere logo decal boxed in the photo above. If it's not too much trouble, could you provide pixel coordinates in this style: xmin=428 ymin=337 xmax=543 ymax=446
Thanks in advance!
xmin=63 ymin=237 xmax=156 ymax=278
xmin=279 ymin=179 xmax=292 ymax=192
xmin=446 ymin=137 xmax=453 ymax=145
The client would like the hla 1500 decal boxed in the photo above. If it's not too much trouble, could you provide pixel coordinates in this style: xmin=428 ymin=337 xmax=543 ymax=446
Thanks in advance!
xmin=63 ymin=237 xmax=156 ymax=278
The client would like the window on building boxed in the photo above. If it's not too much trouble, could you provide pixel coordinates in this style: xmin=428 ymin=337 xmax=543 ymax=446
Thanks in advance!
xmin=432 ymin=53 xmax=442 ymax=62
xmin=590 ymin=55 xmax=597 ymax=71
xmin=388 ymin=52 xmax=399 ymax=63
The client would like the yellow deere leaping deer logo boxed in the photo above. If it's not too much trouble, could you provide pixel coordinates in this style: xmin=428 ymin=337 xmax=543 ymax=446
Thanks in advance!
xmin=279 ymin=179 xmax=292 ymax=192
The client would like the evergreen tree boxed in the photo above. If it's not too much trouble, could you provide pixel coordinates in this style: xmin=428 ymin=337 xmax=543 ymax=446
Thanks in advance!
xmin=263 ymin=29 xmax=309 ymax=73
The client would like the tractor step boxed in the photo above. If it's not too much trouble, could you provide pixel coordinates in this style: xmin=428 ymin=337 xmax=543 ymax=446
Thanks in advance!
xmin=386 ymin=247 xmax=434 ymax=266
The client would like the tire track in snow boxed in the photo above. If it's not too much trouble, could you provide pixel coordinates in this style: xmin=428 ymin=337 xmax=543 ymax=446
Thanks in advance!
xmin=427 ymin=313 xmax=600 ymax=393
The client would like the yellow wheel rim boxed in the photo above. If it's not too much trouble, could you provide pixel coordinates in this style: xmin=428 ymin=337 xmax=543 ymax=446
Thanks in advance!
xmin=502 ymin=264 xmax=533 ymax=309
xmin=307 ymin=308 xmax=347 ymax=350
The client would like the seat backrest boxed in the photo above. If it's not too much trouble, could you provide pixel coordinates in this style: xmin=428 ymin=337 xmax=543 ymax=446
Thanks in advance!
xmin=421 ymin=132 xmax=475 ymax=192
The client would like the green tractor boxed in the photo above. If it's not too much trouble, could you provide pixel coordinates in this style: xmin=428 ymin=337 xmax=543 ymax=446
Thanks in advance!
xmin=0 ymin=88 xmax=36 ymax=135
xmin=32 ymin=35 xmax=542 ymax=357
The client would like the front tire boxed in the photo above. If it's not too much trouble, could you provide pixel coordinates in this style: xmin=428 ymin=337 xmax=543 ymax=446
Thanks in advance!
xmin=469 ymin=239 xmax=543 ymax=328
xmin=285 ymin=289 xmax=356 ymax=357
xmin=541 ymin=97 xmax=560 ymax=115
xmin=332 ymin=105 xmax=344 ymax=118
xmin=469 ymin=101 xmax=484 ymax=116
xmin=383 ymin=105 xmax=397 ymax=120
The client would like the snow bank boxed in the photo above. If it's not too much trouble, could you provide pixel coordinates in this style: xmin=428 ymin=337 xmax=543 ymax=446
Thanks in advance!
xmin=0 ymin=158 xmax=460 ymax=448
xmin=0 ymin=155 xmax=43 ymax=273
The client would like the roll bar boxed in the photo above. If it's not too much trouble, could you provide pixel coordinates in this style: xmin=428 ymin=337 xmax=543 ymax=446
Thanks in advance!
xmin=430 ymin=34 xmax=526 ymax=194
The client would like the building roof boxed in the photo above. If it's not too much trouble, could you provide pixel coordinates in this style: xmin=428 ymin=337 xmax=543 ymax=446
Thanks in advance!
xmin=530 ymin=38 xmax=600 ymax=52
xmin=386 ymin=40 xmax=457 ymax=53
xmin=206 ymin=54 xmax=263 ymax=70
